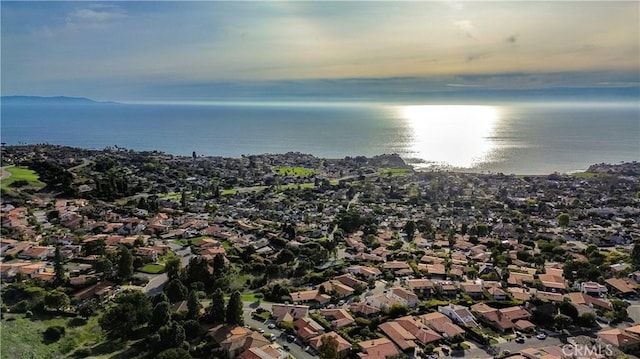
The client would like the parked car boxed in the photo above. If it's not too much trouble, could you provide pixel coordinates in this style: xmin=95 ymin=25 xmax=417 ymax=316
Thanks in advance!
xmin=283 ymin=345 xmax=290 ymax=351
xmin=258 ymin=328 xmax=265 ymax=334
xmin=536 ymin=333 xmax=547 ymax=340
xmin=515 ymin=337 xmax=525 ymax=344
xmin=267 ymin=323 xmax=276 ymax=329
xmin=287 ymin=335 xmax=295 ymax=342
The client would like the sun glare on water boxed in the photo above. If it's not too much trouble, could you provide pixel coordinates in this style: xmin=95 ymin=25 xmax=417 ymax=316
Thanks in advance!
xmin=399 ymin=105 xmax=501 ymax=168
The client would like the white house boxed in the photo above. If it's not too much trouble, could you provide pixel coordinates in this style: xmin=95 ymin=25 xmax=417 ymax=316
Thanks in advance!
xmin=438 ymin=304 xmax=479 ymax=328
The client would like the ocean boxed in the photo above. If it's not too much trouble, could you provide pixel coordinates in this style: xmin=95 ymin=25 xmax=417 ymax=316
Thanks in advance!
xmin=1 ymin=100 xmax=638 ymax=175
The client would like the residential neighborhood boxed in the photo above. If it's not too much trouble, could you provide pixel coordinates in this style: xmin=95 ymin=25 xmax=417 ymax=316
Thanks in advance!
xmin=1 ymin=144 xmax=639 ymax=359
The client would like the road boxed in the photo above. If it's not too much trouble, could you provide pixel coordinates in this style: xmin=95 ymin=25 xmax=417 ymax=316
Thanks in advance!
xmin=443 ymin=335 xmax=564 ymax=359
xmin=143 ymin=244 xmax=193 ymax=296
xmin=242 ymin=301 xmax=316 ymax=359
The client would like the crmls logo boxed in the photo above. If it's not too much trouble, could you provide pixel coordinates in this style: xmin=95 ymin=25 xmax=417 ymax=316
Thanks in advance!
xmin=561 ymin=343 xmax=614 ymax=357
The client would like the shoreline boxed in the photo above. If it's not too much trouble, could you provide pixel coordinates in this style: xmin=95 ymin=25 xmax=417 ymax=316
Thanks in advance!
xmin=2 ymin=143 xmax=633 ymax=178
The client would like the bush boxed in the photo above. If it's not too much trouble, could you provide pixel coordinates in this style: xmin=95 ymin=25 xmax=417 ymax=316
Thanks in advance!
xmin=11 ymin=300 xmax=31 ymax=313
xmin=43 ymin=325 xmax=66 ymax=343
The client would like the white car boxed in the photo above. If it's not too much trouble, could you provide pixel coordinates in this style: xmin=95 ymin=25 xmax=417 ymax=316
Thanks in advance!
xmin=267 ymin=323 xmax=276 ymax=329
xmin=258 ymin=328 xmax=265 ymax=334
xmin=536 ymin=333 xmax=547 ymax=340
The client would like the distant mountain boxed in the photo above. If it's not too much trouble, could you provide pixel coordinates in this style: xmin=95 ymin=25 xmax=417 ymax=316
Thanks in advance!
xmin=1 ymin=96 xmax=113 ymax=104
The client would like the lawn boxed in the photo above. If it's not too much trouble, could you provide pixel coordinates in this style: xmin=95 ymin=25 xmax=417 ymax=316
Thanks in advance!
xmin=158 ymin=192 xmax=182 ymax=200
xmin=138 ymin=263 xmax=166 ymax=274
xmin=1 ymin=166 xmax=46 ymax=190
xmin=570 ymin=171 xmax=598 ymax=178
xmin=1 ymin=313 xmax=104 ymax=359
xmin=274 ymin=166 xmax=316 ymax=176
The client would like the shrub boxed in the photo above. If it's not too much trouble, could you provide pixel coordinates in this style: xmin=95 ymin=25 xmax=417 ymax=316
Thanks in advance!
xmin=43 ymin=325 xmax=66 ymax=343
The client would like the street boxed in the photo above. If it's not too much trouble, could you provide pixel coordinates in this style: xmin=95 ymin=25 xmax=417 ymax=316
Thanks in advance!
xmin=242 ymin=301 xmax=316 ymax=359
xmin=143 ymin=244 xmax=193 ymax=296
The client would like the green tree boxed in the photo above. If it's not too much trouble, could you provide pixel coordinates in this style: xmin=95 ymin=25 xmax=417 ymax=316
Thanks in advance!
xmin=99 ymin=290 xmax=152 ymax=340
xmin=553 ymin=313 xmax=572 ymax=330
xmin=156 ymin=348 xmax=191 ymax=359
xmin=557 ymin=213 xmax=570 ymax=231
xmin=156 ymin=321 xmax=186 ymax=352
xmin=53 ymin=245 xmax=66 ymax=286
xmin=276 ymin=248 xmax=296 ymax=264
xmin=404 ymin=220 xmax=416 ymax=242
xmin=632 ymin=243 xmax=640 ymax=270
xmin=165 ymin=279 xmax=188 ymax=303
xmin=150 ymin=301 xmax=172 ymax=331
xmin=205 ymin=288 xmax=226 ymax=323
xmin=117 ymin=246 xmax=134 ymax=280
xmin=153 ymin=292 xmax=169 ymax=306
xmin=318 ymin=334 xmax=340 ymax=359
xmin=166 ymin=257 xmax=183 ymax=281
xmin=225 ymin=291 xmax=243 ymax=326
xmin=44 ymin=290 xmax=70 ymax=312
xmin=94 ymin=257 xmax=113 ymax=279
xmin=388 ymin=304 xmax=409 ymax=318
xmin=187 ymin=290 xmax=202 ymax=319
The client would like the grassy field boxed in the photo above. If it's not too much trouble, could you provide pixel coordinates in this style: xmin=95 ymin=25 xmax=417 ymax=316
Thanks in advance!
xmin=1 ymin=313 xmax=104 ymax=359
xmin=378 ymin=167 xmax=414 ymax=177
xmin=274 ymin=166 xmax=316 ymax=176
xmin=569 ymin=171 xmax=598 ymax=178
xmin=1 ymin=166 xmax=46 ymax=191
xmin=138 ymin=263 xmax=166 ymax=274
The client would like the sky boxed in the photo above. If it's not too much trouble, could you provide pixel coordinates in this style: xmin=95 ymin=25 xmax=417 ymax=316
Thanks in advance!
xmin=1 ymin=1 xmax=639 ymax=101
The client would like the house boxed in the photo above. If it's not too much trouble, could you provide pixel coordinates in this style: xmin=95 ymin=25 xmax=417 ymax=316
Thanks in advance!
xmin=597 ymin=327 xmax=640 ymax=352
xmin=238 ymin=344 xmax=288 ymax=359
xmin=308 ymin=332 xmax=351 ymax=354
xmin=289 ymin=290 xmax=331 ymax=307
xmin=471 ymin=303 xmax=533 ymax=333
xmin=406 ymin=279 xmax=433 ymax=297
xmin=486 ymin=286 xmax=507 ymax=300
xmin=605 ymin=278 xmax=638 ymax=297
xmin=471 ymin=303 xmax=515 ymax=333
xmin=434 ymin=280 xmax=458 ymax=297
xmin=135 ymin=247 xmax=158 ymax=262
xmin=293 ymin=317 xmax=324 ymax=341
xmin=389 ymin=287 xmax=419 ymax=308
xmin=357 ymin=338 xmax=399 ymax=359
xmin=378 ymin=321 xmax=418 ymax=352
xmin=18 ymin=246 xmax=54 ymax=260
xmin=209 ymin=325 xmax=272 ymax=359
xmin=395 ymin=316 xmax=442 ymax=345
xmin=72 ymin=281 xmax=116 ymax=301
xmin=334 ymin=273 xmax=368 ymax=290
xmin=460 ymin=281 xmax=484 ymax=299
xmin=318 ymin=280 xmax=355 ymax=298
xmin=347 ymin=265 xmax=381 ymax=279
xmin=579 ymin=281 xmax=608 ymax=297
xmin=567 ymin=292 xmax=612 ymax=310
xmin=320 ymin=308 xmax=355 ymax=328
xmin=271 ymin=304 xmax=309 ymax=323
xmin=438 ymin=304 xmax=479 ymax=328
xmin=419 ymin=312 xmax=466 ymax=339
xmin=349 ymin=302 xmax=380 ymax=316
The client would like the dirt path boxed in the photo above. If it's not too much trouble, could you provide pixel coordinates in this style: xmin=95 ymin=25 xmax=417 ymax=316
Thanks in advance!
xmin=0 ymin=166 xmax=12 ymax=180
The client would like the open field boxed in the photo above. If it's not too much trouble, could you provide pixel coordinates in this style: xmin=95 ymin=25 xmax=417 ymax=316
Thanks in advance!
xmin=274 ymin=166 xmax=316 ymax=176
xmin=0 ymin=166 xmax=46 ymax=191
xmin=1 ymin=313 xmax=103 ymax=359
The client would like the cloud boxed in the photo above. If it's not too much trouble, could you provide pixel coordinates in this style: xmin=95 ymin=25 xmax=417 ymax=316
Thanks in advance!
xmin=66 ymin=6 xmax=127 ymax=29
xmin=454 ymin=20 xmax=477 ymax=39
